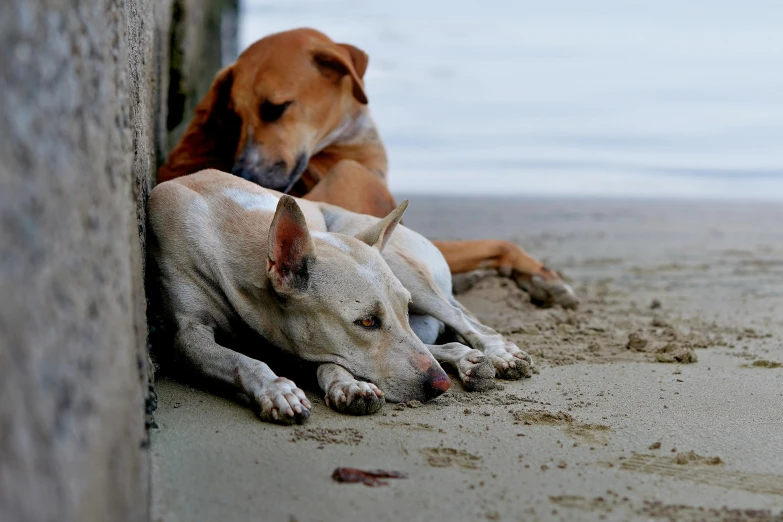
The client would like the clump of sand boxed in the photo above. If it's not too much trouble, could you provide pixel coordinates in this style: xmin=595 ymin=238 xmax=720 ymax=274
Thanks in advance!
xmin=626 ymin=332 xmax=648 ymax=352
xmin=745 ymin=360 xmax=782 ymax=369
xmin=674 ymin=450 xmax=724 ymax=465
xmin=290 ymin=427 xmax=363 ymax=445
xmin=513 ymin=409 xmax=610 ymax=444
xmin=420 ymin=447 xmax=482 ymax=469
xmin=513 ymin=410 xmax=574 ymax=425
xmin=432 ymin=391 xmax=539 ymax=407
xmin=656 ymin=343 xmax=698 ymax=363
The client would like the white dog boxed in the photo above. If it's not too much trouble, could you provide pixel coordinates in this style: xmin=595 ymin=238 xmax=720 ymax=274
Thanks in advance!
xmin=148 ymin=170 xmax=533 ymax=424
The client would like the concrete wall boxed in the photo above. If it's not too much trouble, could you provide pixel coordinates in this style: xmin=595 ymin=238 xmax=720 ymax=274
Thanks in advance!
xmin=164 ymin=0 xmax=239 ymax=153
xmin=0 ymin=1 xmax=236 ymax=521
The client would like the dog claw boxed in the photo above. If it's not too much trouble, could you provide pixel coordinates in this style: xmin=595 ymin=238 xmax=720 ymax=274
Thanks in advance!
xmin=327 ymin=380 xmax=385 ymax=416
xmin=255 ymin=377 xmax=311 ymax=425
xmin=458 ymin=350 xmax=495 ymax=392
xmin=490 ymin=356 xmax=523 ymax=380
xmin=486 ymin=341 xmax=535 ymax=380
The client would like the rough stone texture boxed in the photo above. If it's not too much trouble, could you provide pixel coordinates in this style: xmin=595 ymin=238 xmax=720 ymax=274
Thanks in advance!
xmin=0 ymin=1 xmax=236 ymax=521
xmin=164 ymin=0 xmax=239 ymax=156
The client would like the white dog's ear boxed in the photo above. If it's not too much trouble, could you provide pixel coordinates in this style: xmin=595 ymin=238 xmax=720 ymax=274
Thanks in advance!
xmin=355 ymin=200 xmax=408 ymax=252
xmin=268 ymin=195 xmax=316 ymax=293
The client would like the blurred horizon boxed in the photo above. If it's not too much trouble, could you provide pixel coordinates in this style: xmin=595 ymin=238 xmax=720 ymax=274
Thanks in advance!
xmin=240 ymin=0 xmax=783 ymax=200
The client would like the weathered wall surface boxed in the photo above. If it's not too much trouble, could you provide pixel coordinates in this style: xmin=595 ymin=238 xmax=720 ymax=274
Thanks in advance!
xmin=0 ymin=1 xmax=236 ymax=521
xmin=164 ymin=0 xmax=239 ymax=154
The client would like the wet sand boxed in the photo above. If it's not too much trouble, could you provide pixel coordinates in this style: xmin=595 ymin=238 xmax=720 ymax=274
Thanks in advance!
xmin=151 ymin=197 xmax=783 ymax=522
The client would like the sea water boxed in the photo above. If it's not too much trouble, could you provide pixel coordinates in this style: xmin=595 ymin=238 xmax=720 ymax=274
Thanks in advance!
xmin=240 ymin=0 xmax=783 ymax=200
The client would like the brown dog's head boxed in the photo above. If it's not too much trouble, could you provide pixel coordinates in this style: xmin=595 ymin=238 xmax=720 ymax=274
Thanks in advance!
xmin=174 ymin=28 xmax=369 ymax=192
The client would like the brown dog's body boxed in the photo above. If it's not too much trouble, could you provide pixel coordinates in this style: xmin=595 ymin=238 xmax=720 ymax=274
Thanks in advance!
xmin=158 ymin=28 xmax=578 ymax=308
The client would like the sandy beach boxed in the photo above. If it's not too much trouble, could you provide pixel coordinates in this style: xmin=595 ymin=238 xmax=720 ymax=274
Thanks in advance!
xmin=151 ymin=197 xmax=783 ymax=522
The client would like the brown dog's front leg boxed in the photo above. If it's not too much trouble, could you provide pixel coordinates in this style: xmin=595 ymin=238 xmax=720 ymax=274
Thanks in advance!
xmin=431 ymin=239 xmax=579 ymax=308
xmin=317 ymin=363 xmax=385 ymax=415
xmin=174 ymin=322 xmax=311 ymax=424
xmin=302 ymin=159 xmax=397 ymax=217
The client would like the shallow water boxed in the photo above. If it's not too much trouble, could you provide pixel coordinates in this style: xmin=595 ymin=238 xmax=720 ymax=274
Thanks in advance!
xmin=241 ymin=0 xmax=783 ymax=199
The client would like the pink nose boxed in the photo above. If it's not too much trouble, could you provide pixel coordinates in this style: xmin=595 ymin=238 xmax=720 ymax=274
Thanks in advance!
xmin=422 ymin=365 xmax=451 ymax=399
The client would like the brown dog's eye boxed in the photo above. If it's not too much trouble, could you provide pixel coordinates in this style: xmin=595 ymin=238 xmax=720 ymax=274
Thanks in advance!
xmin=260 ymin=100 xmax=291 ymax=123
xmin=356 ymin=316 xmax=381 ymax=329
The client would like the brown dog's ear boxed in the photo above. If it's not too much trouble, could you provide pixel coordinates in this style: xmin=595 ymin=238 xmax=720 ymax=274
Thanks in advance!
xmin=192 ymin=64 xmax=237 ymax=137
xmin=355 ymin=200 xmax=408 ymax=252
xmin=313 ymin=45 xmax=369 ymax=104
xmin=157 ymin=65 xmax=240 ymax=183
xmin=268 ymin=195 xmax=317 ymax=293
xmin=338 ymin=43 xmax=369 ymax=79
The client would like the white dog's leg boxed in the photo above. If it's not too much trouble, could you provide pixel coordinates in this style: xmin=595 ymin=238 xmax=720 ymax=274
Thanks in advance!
xmin=413 ymin=295 xmax=534 ymax=380
xmin=317 ymin=363 xmax=385 ymax=415
xmin=380 ymin=238 xmax=534 ymax=381
xmin=409 ymin=314 xmax=494 ymax=390
xmin=408 ymin=314 xmax=444 ymax=344
xmin=175 ymin=321 xmax=311 ymax=424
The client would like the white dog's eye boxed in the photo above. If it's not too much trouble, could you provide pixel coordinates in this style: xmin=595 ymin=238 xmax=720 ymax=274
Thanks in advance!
xmin=356 ymin=316 xmax=380 ymax=329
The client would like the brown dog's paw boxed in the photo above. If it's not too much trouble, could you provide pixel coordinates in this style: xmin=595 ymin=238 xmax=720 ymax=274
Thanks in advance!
xmin=515 ymin=270 xmax=580 ymax=309
xmin=254 ymin=377 xmax=312 ymax=425
xmin=458 ymin=350 xmax=496 ymax=391
xmin=326 ymin=380 xmax=385 ymax=415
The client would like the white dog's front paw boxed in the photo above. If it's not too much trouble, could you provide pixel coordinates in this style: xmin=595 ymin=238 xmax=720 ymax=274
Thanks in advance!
xmin=486 ymin=341 xmax=534 ymax=380
xmin=458 ymin=349 xmax=496 ymax=391
xmin=253 ymin=377 xmax=311 ymax=425
xmin=325 ymin=380 xmax=385 ymax=415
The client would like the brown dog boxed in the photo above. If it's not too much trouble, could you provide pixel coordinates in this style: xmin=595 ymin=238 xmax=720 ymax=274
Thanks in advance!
xmin=158 ymin=28 xmax=578 ymax=308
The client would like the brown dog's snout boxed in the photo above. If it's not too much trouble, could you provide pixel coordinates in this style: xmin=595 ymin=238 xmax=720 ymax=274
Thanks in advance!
xmin=421 ymin=364 xmax=450 ymax=400
xmin=232 ymin=145 xmax=309 ymax=193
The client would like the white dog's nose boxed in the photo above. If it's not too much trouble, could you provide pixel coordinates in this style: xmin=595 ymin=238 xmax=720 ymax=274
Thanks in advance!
xmin=421 ymin=364 xmax=450 ymax=400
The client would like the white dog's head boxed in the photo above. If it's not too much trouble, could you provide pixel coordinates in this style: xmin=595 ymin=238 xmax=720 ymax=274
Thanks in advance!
xmin=266 ymin=196 xmax=450 ymax=402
